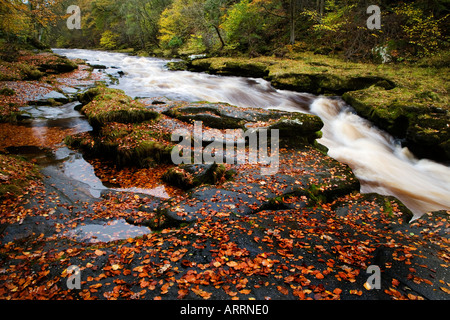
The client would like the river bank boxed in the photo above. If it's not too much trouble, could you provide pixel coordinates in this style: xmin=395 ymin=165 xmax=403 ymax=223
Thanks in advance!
xmin=171 ymin=52 xmax=449 ymax=163
xmin=0 ymin=49 xmax=449 ymax=300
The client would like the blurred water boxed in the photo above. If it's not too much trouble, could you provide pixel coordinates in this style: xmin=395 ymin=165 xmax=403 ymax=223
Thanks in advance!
xmin=53 ymin=48 xmax=450 ymax=218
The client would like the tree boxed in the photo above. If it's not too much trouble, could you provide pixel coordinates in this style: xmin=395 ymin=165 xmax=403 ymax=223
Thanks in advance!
xmin=27 ymin=0 xmax=64 ymax=42
xmin=0 ymin=0 xmax=30 ymax=41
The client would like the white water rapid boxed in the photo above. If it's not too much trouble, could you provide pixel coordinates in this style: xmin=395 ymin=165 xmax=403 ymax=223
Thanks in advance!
xmin=54 ymin=49 xmax=450 ymax=218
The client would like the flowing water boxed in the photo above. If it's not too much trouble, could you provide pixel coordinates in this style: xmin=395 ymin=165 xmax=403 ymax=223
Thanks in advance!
xmin=53 ymin=49 xmax=450 ymax=218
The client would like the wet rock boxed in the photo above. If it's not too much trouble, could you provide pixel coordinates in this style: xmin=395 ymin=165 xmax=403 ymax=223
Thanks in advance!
xmin=162 ymin=187 xmax=262 ymax=224
xmin=29 ymin=90 xmax=69 ymax=105
xmin=164 ymin=101 xmax=282 ymax=129
xmin=269 ymin=113 xmax=324 ymax=145
xmin=163 ymin=101 xmax=324 ymax=142
xmin=222 ymin=146 xmax=360 ymax=205
xmin=332 ymin=193 xmax=414 ymax=225
xmin=88 ymin=64 xmax=107 ymax=70
xmin=162 ymin=163 xmax=230 ymax=190
xmin=160 ymin=146 xmax=360 ymax=226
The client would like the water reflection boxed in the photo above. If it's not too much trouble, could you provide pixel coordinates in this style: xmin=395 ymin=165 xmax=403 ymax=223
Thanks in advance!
xmin=65 ymin=219 xmax=151 ymax=243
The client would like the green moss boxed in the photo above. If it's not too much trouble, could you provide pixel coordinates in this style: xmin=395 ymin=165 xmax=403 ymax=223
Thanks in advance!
xmin=162 ymin=163 xmax=229 ymax=190
xmin=65 ymin=122 xmax=175 ymax=168
xmin=80 ymin=87 xmax=159 ymax=129
xmin=0 ymin=154 xmax=42 ymax=199
xmin=0 ymin=88 xmax=16 ymax=96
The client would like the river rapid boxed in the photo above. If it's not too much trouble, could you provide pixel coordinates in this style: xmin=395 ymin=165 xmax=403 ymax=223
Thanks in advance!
xmin=54 ymin=49 xmax=450 ymax=219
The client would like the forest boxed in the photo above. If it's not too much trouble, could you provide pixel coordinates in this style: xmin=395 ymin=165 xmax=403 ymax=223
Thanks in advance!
xmin=1 ymin=0 xmax=449 ymax=63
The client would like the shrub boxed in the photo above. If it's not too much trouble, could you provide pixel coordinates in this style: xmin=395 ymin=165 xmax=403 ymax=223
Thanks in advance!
xmin=100 ymin=31 xmax=119 ymax=50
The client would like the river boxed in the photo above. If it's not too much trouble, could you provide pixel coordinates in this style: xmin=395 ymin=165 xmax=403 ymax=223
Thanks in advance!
xmin=53 ymin=49 xmax=450 ymax=218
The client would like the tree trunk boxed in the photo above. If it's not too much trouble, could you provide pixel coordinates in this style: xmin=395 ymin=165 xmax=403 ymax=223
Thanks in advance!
xmin=290 ymin=0 xmax=295 ymax=44
xmin=213 ymin=25 xmax=226 ymax=50
xmin=319 ymin=0 xmax=324 ymax=19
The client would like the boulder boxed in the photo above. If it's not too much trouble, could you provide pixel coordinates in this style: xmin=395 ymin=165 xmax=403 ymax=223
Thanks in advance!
xmin=343 ymin=86 xmax=450 ymax=162
xmin=164 ymin=101 xmax=283 ymax=129
xmin=162 ymin=163 xmax=230 ymax=190
xmin=78 ymin=86 xmax=159 ymax=129
xmin=268 ymin=113 xmax=324 ymax=145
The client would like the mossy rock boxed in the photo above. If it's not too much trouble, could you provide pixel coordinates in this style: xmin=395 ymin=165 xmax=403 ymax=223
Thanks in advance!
xmin=162 ymin=163 xmax=229 ymax=190
xmin=164 ymin=101 xmax=284 ymax=129
xmin=65 ymin=124 xmax=175 ymax=168
xmin=166 ymin=60 xmax=188 ymax=71
xmin=188 ymin=60 xmax=212 ymax=73
xmin=269 ymin=113 xmax=324 ymax=145
xmin=38 ymin=56 xmax=78 ymax=74
xmin=0 ymin=88 xmax=15 ymax=96
xmin=271 ymin=73 xmax=395 ymax=95
xmin=343 ymin=86 xmax=450 ymax=162
xmin=221 ymin=61 xmax=269 ymax=78
xmin=79 ymin=87 xmax=159 ymax=129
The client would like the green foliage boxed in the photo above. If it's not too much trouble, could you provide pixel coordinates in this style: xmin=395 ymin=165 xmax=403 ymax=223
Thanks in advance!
xmin=100 ymin=30 xmax=119 ymax=50
xmin=392 ymin=3 xmax=448 ymax=58
xmin=2 ymin=0 xmax=448 ymax=61
xmin=0 ymin=88 xmax=16 ymax=96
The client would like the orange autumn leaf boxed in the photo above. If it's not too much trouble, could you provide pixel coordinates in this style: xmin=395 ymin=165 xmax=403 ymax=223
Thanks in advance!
xmin=350 ymin=290 xmax=363 ymax=296
xmin=192 ymin=286 xmax=212 ymax=299
xmin=277 ymin=286 xmax=289 ymax=295
xmin=161 ymin=283 xmax=171 ymax=294
xmin=94 ymin=249 xmax=105 ymax=256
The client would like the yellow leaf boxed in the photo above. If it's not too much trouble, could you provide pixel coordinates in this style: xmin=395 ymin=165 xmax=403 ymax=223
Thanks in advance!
xmin=364 ymin=282 xmax=373 ymax=291
xmin=440 ymin=287 xmax=450 ymax=294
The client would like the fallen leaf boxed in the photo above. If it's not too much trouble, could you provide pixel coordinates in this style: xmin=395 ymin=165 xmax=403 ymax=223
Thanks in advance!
xmin=95 ymin=249 xmax=105 ymax=256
